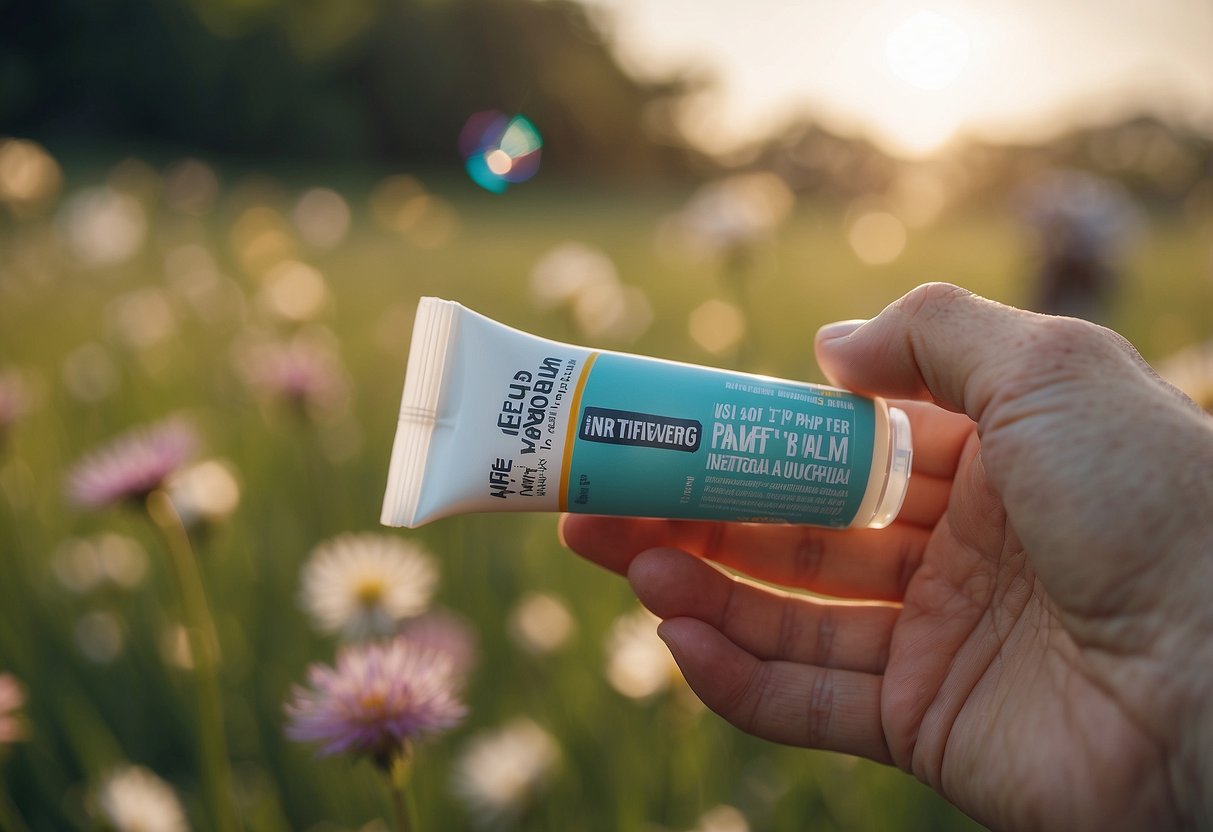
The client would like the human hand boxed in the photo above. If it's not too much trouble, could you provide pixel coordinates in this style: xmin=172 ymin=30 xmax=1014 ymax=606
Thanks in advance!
xmin=560 ymin=284 xmax=1213 ymax=831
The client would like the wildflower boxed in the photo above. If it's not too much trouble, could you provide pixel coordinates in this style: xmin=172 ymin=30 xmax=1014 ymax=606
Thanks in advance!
xmin=236 ymin=333 xmax=349 ymax=418
xmin=507 ymin=592 xmax=575 ymax=655
xmin=300 ymin=533 xmax=438 ymax=640
xmin=96 ymin=765 xmax=189 ymax=832
xmin=604 ymin=607 xmax=682 ymax=700
xmin=452 ymin=717 xmax=560 ymax=828
xmin=0 ymin=673 xmax=27 ymax=745
xmin=166 ymin=459 xmax=241 ymax=529
xmin=65 ymin=418 xmax=197 ymax=509
xmin=284 ymin=636 xmax=466 ymax=767
xmin=400 ymin=608 xmax=479 ymax=686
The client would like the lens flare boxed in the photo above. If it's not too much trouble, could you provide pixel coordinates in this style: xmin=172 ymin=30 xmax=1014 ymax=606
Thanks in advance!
xmin=459 ymin=111 xmax=542 ymax=193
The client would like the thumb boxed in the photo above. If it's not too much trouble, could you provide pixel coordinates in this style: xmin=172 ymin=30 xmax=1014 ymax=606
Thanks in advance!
xmin=814 ymin=283 xmax=1050 ymax=421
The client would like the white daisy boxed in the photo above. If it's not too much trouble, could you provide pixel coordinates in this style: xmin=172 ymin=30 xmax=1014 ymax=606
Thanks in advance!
xmin=96 ymin=765 xmax=189 ymax=832
xmin=300 ymin=533 xmax=438 ymax=640
xmin=452 ymin=717 xmax=561 ymax=828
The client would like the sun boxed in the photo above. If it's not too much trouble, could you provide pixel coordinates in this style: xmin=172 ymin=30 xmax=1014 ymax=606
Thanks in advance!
xmin=885 ymin=9 xmax=971 ymax=91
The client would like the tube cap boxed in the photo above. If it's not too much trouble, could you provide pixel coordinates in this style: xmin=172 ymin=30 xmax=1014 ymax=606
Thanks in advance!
xmin=868 ymin=405 xmax=913 ymax=529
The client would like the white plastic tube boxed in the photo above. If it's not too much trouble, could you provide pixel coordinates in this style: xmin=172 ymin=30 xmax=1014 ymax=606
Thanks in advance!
xmin=382 ymin=298 xmax=912 ymax=529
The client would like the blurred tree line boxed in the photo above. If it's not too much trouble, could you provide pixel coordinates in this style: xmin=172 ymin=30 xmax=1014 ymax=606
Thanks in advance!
xmin=0 ymin=0 xmax=695 ymax=176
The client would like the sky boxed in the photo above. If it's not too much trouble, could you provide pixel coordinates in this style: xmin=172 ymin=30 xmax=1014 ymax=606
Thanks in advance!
xmin=579 ymin=0 xmax=1213 ymax=158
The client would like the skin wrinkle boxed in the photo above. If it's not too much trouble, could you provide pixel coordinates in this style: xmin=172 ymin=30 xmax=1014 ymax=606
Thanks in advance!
xmin=810 ymin=602 xmax=836 ymax=668
xmin=909 ymin=537 xmax=1004 ymax=787
xmin=732 ymin=660 xmax=772 ymax=737
xmin=804 ymin=663 xmax=836 ymax=749
xmin=1063 ymin=646 xmax=1181 ymax=829
xmin=893 ymin=526 xmax=927 ymax=595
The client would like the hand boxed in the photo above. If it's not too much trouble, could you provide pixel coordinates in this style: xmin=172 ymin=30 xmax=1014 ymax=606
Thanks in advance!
xmin=560 ymin=284 xmax=1213 ymax=831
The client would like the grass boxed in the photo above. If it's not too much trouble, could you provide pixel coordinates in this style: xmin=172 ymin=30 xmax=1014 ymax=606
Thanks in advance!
xmin=1 ymin=162 xmax=1210 ymax=832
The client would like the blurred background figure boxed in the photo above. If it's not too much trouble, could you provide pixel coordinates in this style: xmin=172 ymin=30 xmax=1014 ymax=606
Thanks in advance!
xmin=1017 ymin=168 xmax=1143 ymax=323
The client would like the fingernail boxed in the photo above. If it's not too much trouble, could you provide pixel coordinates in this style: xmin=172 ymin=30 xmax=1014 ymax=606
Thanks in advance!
xmin=816 ymin=319 xmax=867 ymax=342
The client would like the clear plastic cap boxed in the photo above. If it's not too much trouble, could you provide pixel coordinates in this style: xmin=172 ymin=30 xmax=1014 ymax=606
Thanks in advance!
xmin=867 ymin=405 xmax=913 ymax=529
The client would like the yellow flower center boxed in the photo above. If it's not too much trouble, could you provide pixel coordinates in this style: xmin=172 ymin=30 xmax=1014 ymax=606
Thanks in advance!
xmin=358 ymin=691 xmax=387 ymax=713
xmin=354 ymin=578 xmax=386 ymax=607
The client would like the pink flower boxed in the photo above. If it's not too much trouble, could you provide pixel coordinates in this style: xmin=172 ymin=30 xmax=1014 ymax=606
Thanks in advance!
xmin=0 ymin=672 xmax=27 ymax=745
xmin=65 ymin=418 xmax=198 ymax=508
xmin=285 ymin=636 xmax=466 ymax=767
xmin=237 ymin=336 xmax=349 ymax=416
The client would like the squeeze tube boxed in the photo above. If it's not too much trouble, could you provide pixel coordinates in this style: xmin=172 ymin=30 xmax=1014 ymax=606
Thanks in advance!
xmin=382 ymin=298 xmax=912 ymax=530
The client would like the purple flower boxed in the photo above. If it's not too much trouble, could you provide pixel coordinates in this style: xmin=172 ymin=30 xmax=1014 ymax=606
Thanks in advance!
xmin=285 ymin=636 xmax=466 ymax=767
xmin=0 ymin=672 xmax=27 ymax=745
xmin=65 ymin=418 xmax=198 ymax=508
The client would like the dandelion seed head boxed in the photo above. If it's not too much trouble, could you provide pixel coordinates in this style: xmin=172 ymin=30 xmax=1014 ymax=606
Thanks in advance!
xmin=300 ymin=533 xmax=439 ymax=640
xmin=284 ymin=636 xmax=465 ymax=765
xmin=96 ymin=765 xmax=189 ymax=832
xmin=65 ymin=418 xmax=198 ymax=509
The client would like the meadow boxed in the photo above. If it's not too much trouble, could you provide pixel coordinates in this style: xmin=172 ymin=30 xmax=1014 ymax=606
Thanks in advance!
xmin=1 ymin=151 xmax=1210 ymax=832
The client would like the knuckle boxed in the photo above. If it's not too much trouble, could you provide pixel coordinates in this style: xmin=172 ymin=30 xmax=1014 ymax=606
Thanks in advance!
xmin=776 ymin=596 xmax=808 ymax=658
xmin=812 ymin=606 xmax=837 ymax=665
xmin=1029 ymin=315 xmax=1140 ymax=365
xmin=894 ymin=282 xmax=973 ymax=322
xmin=790 ymin=534 xmax=826 ymax=586
xmin=804 ymin=670 xmax=836 ymax=747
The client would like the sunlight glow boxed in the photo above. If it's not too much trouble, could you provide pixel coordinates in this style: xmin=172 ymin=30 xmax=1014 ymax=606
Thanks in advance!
xmin=885 ymin=10 xmax=970 ymax=91
xmin=582 ymin=0 xmax=1213 ymax=159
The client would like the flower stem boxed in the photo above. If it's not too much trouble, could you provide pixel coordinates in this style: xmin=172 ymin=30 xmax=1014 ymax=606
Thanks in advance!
xmin=146 ymin=489 xmax=242 ymax=832
xmin=388 ymin=753 xmax=419 ymax=832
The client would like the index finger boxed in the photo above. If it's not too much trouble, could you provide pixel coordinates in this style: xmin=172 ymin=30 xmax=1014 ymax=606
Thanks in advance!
xmin=560 ymin=514 xmax=929 ymax=601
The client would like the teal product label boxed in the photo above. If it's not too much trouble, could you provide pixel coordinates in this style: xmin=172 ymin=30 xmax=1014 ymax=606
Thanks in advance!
xmin=565 ymin=353 xmax=876 ymax=526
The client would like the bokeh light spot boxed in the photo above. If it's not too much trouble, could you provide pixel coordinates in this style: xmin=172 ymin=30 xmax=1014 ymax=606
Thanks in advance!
xmin=688 ymin=300 xmax=746 ymax=355
xmin=459 ymin=111 xmax=542 ymax=193
xmin=848 ymin=211 xmax=907 ymax=265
